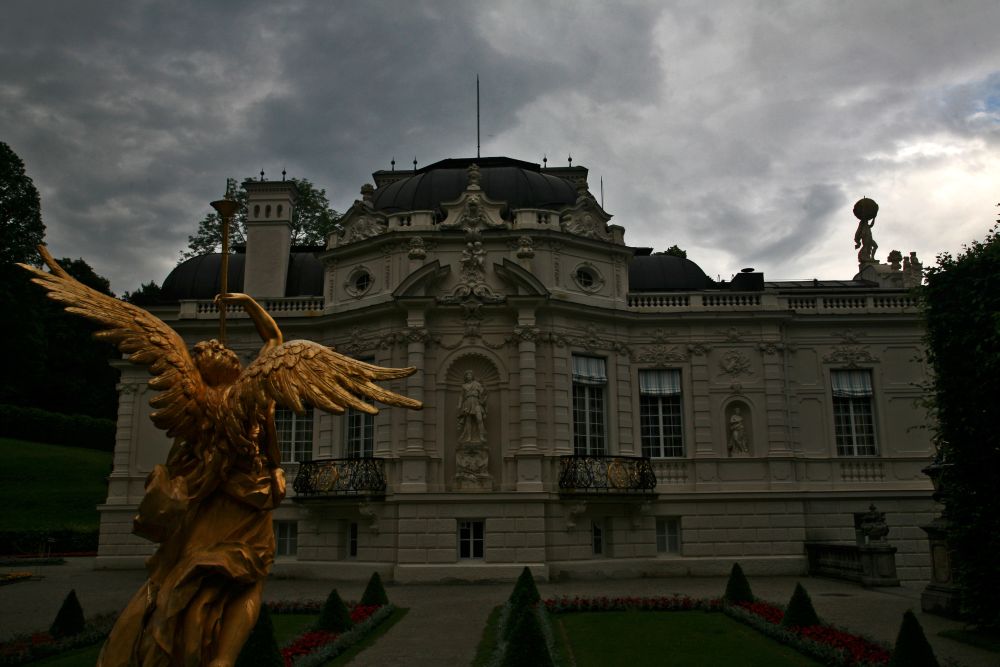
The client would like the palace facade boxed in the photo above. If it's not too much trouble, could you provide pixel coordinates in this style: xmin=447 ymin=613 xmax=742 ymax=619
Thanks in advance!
xmin=97 ymin=156 xmax=937 ymax=583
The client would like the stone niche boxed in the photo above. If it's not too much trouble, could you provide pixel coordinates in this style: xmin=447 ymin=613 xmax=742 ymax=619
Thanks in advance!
xmin=444 ymin=354 xmax=501 ymax=491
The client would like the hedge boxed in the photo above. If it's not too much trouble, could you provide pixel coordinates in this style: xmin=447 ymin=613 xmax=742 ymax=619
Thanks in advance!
xmin=0 ymin=404 xmax=115 ymax=451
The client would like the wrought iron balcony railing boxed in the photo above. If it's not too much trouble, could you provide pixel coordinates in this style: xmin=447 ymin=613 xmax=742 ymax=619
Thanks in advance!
xmin=558 ymin=455 xmax=657 ymax=494
xmin=292 ymin=457 xmax=387 ymax=498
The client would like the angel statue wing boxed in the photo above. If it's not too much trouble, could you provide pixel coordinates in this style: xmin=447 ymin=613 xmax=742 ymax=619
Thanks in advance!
xmin=235 ymin=340 xmax=422 ymax=417
xmin=18 ymin=246 xmax=207 ymax=443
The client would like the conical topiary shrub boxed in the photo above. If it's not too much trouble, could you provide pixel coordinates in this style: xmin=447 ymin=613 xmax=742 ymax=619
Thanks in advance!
xmin=508 ymin=566 xmax=541 ymax=609
xmin=723 ymin=563 xmax=754 ymax=604
xmin=502 ymin=607 xmax=553 ymax=667
xmin=235 ymin=606 xmax=283 ymax=667
xmin=316 ymin=588 xmax=353 ymax=633
xmin=359 ymin=571 xmax=389 ymax=606
xmin=781 ymin=583 xmax=821 ymax=628
xmin=888 ymin=610 xmax=939 ymax=667
xmin=49 ymin=589 xmax=85 ymax=638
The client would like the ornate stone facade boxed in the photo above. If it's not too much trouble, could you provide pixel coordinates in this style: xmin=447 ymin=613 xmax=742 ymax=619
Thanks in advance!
xmin=98 ymin=157 xmax=936 ymax=585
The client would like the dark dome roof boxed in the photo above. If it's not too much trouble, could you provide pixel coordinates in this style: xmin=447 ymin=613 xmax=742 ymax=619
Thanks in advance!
xmin=629 ymin=255 xmax=716 ymax=291
xmin=162 ymin=252 xmax=324 ymax=300
xmin=373 ymin=157 xmax=579 ymax=214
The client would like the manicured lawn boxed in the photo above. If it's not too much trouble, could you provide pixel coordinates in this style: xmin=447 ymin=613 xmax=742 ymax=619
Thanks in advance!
xmin=0 ymin=438 xmax=111 ymax=532
xmin=557 ymin=611 xmax=821 ymax=667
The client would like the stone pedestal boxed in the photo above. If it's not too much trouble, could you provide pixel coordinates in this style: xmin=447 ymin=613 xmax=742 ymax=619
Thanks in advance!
xmin=515 ymin=454 xmax=544 ymax=492
xmin=858 ymin=543 xmax=900 ymax=587
xmin=398 ymin=455 xmax=429 ymax=493
xmin=454 ymin=443 xmax=493 ymax=491
xmin=921 ymin=517 xmax=962 ymax=617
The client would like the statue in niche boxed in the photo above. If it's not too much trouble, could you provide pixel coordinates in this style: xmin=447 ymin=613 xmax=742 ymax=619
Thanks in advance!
xmin=457 ymin=371 xmax=487 ymax=443
xmin=727 ymin=405 xmax=751 ymax=456
xmin=456 ymin=371 xmax=491 ymax=488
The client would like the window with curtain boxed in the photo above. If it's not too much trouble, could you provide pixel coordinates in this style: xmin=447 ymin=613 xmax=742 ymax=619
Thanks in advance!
xmin=572 ymin=356 xmax=607 ymax=455
xmin=831 ymin=369 xmax=877 ymax=456
xmin=639 ymin=369 xmax=684 ymax=457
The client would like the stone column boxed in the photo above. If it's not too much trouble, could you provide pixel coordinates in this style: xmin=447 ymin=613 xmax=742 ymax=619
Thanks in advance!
xmin=514 ymin=315 xmax=543 ymax=491
xmin=398 ymin=310 xmax=429 ymax=492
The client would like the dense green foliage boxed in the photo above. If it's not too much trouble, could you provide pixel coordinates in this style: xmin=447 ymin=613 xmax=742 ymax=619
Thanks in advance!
xmin=0 ymin=141 xmax=45 ymax=266
xmin=724 ymin=562 xmax=755 ymax=603
xmin=501 ymin=607 xmax=553 ymax=667
xmin=182 ymin=177 xmax=339 ymax=259
xmin=888 ymin=611 xmax=939 ymax=667
xmin=0 ymin=404 xmax=115 ymax=450
xmin=122 ymin=280 xmax=167 ymax=306
xmin=557 ymin=611 xmax=819 ymax=667
xmin=781 ymin=583 xmax=821 ymax=628
xmin=359 ymin=571 xmax=389 ymax=606
xmin=1 ymin=257 xmax=119 ymax=421
xmin=922 ymin=220 xmax=1000 ymax=629
xmin=49 ymin=590 xmax=85 ymax=638
xmin=0 ymin=437 xmax=110 ymax=538
xmin=316 ymin=588 xmax=353 ymax=632
xmin=234 ymin=606 xmax=283 ymax=667
xmin=509 ymin=566 xmax=541 ymax=609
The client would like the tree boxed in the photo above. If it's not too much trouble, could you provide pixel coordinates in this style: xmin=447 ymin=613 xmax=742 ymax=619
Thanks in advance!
xmin=0 ymin=141 xmax=45 ymax=266
xmin=182 ymin=177 xmax=339 ymax=260
xmin=122 ymin=280 xmax=167 ymax=306
xmin=663 ymin=244 xmax=687 ymax=258
xmin=923 ymin=216 xmax=1000 ymax=630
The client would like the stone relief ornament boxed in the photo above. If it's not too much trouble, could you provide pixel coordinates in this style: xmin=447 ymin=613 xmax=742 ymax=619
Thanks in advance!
xmin=638 ymin=344 xmax=689 ymax=365
xmin=20 ymin=246 xmax=423 ymax=666
xmin=437 ymin=241 xmax=505 ymax=306
xmin=358 ymin=501 xmax=380 ymax=535
xmin=757 ymin=341 xmax=786 ymax=356
xmin=516 ymin=235 xmax=535 ymax=259
xmin=559 ymin=189 xmax=613 ymax=241
xmin=408 ymin=236 xmax=427 ymax=260
xmin=823 ymin=346 xmax=878 ymax=368
xmin=719 ymin=350 xmax=753 ymax=377
xmin=687 ymin=343 xmax=712 ymax=357
xmin=346 ymin=214 xmax=387 ymax=242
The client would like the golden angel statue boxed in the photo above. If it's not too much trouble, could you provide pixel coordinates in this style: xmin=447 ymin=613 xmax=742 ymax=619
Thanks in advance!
xmin=20 ymin=246 xmax=422 ymax=667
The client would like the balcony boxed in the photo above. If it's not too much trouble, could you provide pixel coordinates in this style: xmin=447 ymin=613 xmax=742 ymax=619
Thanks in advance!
xmin=291 ymin=457 xmax=387 ymax=499
xmin=558 ymin=455 xmax=657 ymax=495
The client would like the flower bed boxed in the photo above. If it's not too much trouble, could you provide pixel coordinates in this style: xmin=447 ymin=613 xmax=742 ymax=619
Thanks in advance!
xmin=0 ymin=572 xmax=33 ymax=586
xmin=0 ymin=614 xmax=116 ymax=665
xmin=283 ymin=604 xmax=395 ymax=667
xmin=540 ymin=596 xmax=892 ymax=667
xmin=725 ymin=600 xmax=891 ymax=667
xmin=545 ymin=595 xmax=721 ymax=614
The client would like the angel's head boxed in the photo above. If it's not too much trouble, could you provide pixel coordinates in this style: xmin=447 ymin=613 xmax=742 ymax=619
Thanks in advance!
xmin=192 ymin=339 xmax=241 ymax=386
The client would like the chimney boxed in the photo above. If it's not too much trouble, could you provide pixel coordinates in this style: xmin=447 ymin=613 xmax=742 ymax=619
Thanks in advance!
xmin=243 ymin=180 xmax=297 ymax=298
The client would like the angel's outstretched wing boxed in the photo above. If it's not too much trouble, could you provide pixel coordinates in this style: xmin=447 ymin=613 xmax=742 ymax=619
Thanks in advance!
xmin=232 ymin=339 xmax=422 ymax=417
xmin=19 ymin=246 xmax=206 ymax=440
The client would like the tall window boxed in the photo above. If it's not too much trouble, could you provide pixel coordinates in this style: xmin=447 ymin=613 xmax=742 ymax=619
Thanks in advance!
xmin=831 ymin=370 xmax=877 ymax=456
xmin=656 ymin=518 xmax=681 ymax=554
xmin=345 ymin=408 xmax=374 ymax=458
xmin=274 ymin=521 xmax=298 ymax=557
xmin=591 ymin=520 xmax=605 ymax=556
xmin=572 ymin=356 xmax=607 ymax=455
xmin=458 ymin=520 xmax=484 ymax=559
xmin=275 ymin=407 xmax=313 ymax=463
xmin=639 ymin=369 xmax=684 ymax=457
xmin=348 ymin=522 xmax=358 ymax=558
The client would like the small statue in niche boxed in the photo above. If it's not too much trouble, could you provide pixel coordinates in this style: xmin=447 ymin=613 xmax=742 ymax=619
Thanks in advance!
xmin=727 ymin=406 xmax=751 ymax=456
xmin=457 ymin=371 xmax=487 ymax=443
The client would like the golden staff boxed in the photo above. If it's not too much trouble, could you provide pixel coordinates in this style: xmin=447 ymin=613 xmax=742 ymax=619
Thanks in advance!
xmin=210 ymin=191 xmax=239 ymax=345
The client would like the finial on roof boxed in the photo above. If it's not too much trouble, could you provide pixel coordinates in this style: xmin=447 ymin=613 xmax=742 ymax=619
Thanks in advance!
xmin=543 ymin=155 xmax=547 ymax=168
xmin=413 ymin=157 xmax=417 ymax=170
xmin=568 ymin=154 xmax=572 ymax=167
xmin=281 ymin=168 xmax=286 ymax=181
xmin=260 ymin=169 xmax=265 ymax=182
xmin=391 ymin=157 xmax=395 ymax=172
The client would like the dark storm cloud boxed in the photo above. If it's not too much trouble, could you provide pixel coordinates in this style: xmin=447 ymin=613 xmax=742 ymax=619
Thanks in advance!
xmin=2 ymin=0 xmax=999 ymax=291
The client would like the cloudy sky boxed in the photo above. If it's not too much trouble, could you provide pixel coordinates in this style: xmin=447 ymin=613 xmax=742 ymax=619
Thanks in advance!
xmin=2 ymin=0 xmax=998 ymax=293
